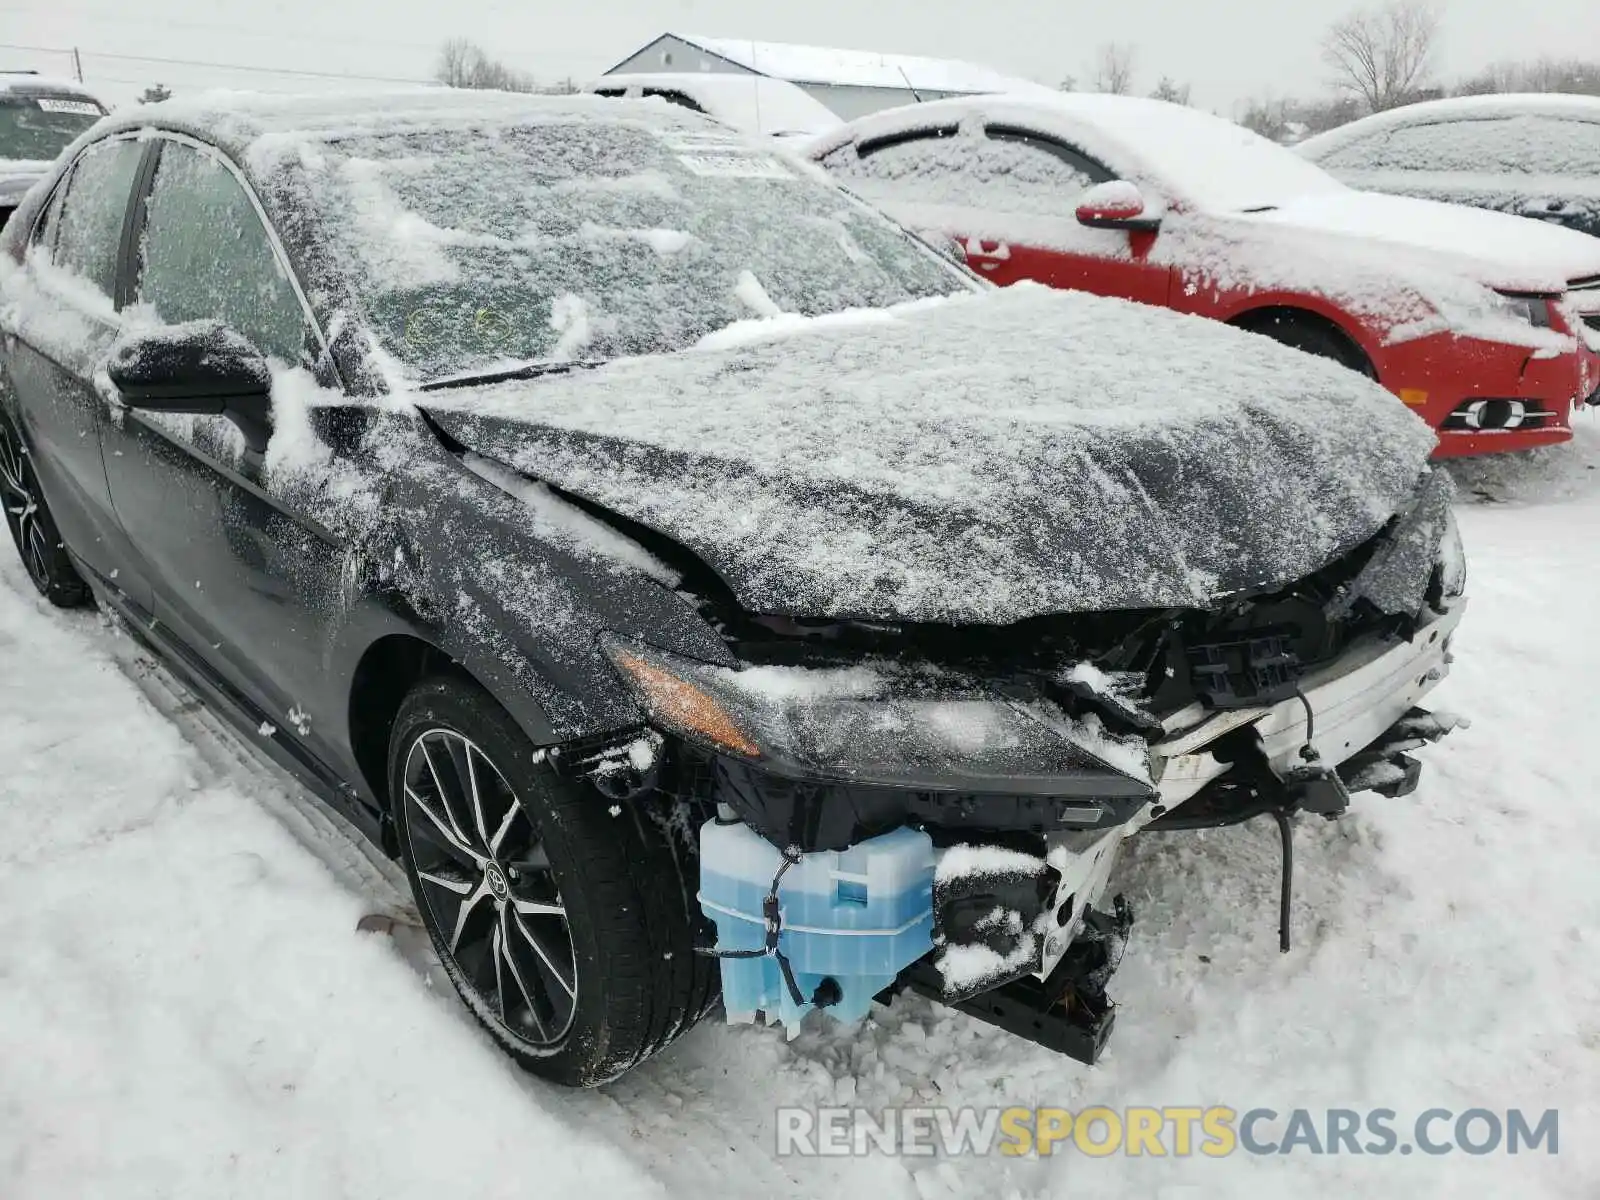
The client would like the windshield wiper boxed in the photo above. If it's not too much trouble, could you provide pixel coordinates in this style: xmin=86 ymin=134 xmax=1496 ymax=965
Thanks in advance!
xmin=419 ymin=359 xmax=605 ymax=392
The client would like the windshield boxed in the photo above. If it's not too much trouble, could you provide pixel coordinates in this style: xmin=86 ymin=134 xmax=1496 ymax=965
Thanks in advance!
xmin=0 ymin=94 xmax=105 ymax=161
xmin=305 ymin=115 xmax=971 ymax=383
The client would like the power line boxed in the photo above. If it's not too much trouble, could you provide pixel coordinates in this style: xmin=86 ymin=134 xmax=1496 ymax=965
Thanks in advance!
xmin=0 ymin=41 xmax=432 ymax=84
xmin=0 ymin=4 xmax=448 ymax=56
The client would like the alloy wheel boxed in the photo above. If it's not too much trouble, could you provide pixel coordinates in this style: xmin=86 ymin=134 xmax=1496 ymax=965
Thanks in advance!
xmin=400 ymin=728 xmax=578 ymax=1046
xmin=0 ymin=421 xmax=52 ymax=595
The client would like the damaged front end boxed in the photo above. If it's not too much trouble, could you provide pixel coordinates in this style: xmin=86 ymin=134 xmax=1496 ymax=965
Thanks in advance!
xmin=594 ymin=468 xmax=1468 ymax=1063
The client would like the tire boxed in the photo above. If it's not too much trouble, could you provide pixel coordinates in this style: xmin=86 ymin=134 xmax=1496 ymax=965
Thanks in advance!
xmin=0 ymin=410 xmax=91 ymax=608
xmin=1247 ymin=315 xmax=1377 ymax=380
xmin=387 ymin=675 xmax=717 ymax=1087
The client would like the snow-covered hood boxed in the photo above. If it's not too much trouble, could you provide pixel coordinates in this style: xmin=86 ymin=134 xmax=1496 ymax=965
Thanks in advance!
xmin=1235 ymin=190 xmax=1600 ymax=293
xmin=416 ymin=285 xmax=1438 ymax=625
xmin=0 ymin=159 xmax=53 ymax=207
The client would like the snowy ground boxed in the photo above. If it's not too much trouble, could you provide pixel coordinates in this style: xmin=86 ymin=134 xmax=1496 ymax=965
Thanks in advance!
xmin=3 ymin=425 xmax=1599 ymax=1199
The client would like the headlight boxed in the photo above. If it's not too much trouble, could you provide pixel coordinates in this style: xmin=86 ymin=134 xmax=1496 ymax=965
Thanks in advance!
xmin=1493 ymin=292 xmax=1553 ymax=328
xmin=602 ymin=637 xmax=1154 ymax=797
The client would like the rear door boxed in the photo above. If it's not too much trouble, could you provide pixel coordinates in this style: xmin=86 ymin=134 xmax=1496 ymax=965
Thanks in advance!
xmin=98 ymin=135 xmax=353 ymax=750
xmin=0 ymin=134 xmax=151 ymax=602
xmin=819 ymin=125 xmax=1170 ymax=305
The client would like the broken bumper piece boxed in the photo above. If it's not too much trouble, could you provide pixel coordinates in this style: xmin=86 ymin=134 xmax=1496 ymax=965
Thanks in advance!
xmin=688 ymin=594 xmax=1466 ymax=1062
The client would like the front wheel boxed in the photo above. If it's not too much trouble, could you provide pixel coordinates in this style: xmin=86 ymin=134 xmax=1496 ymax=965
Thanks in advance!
xmin=0 ymin=411 xmax=90 ymax=607
xmin=388 ymin=676 xmax=716 ymax=1086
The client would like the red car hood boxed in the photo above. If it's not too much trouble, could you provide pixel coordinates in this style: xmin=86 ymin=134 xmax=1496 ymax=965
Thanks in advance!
xmin=1233 ymin=190 xmax=1600 ymax=294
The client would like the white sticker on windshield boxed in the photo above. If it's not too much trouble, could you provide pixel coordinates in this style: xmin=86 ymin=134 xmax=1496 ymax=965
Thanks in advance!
xmin=675 ymin=153 xmax=794 ymax=180
xmin=34 ymin=98 xmax=103 ymax=116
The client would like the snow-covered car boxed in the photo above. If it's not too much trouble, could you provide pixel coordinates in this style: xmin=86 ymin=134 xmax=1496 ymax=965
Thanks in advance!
xmin=0 ymin=73 xmax=108 ymax=229
xmin=588 ymin=73 xmax=842 ymax=138
xmin=1297 ymin=94 xmax=1600 ymax=242
xmin=0 ymin=90 xmax=1467 ymax=1087
xmin=806 ymin=93 xmax=1600 ymax=457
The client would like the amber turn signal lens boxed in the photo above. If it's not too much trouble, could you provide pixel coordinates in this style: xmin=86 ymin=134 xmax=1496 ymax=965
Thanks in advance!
xmin=611 ymin=650 xmax=762 ymax=759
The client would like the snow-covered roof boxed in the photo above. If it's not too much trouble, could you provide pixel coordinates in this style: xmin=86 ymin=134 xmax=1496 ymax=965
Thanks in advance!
xmin=0 ymin=73 xmax=104 ymax=102
xmin=1298 ymin=92 xmax=1600 ymax=159
xmin=588 ymin=73 xmax=841 ymax=137
xmin=671 ymin=35 xmax=1053 ymax=97
xmin=810 ymin=92 xmax=1345 ymax=213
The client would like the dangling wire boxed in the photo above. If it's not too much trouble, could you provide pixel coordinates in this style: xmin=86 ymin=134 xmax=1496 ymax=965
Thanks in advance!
xmin=695 ymin=844 xmax=808 ymax=1008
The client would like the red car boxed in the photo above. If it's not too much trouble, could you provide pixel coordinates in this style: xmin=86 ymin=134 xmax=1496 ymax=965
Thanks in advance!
xmin=807 ymin=93 xmax=1600 ymax=458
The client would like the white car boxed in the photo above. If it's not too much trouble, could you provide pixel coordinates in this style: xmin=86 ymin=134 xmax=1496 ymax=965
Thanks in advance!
xmin=0 ymin=73 xmax=108 ymax=227
xmin=1297 ymin=93 xmax=1600 ymax=243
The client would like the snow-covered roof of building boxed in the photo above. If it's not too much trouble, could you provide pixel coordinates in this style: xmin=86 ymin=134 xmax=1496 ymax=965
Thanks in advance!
xmin=670 ymin=35 xmax=1053 ymax=97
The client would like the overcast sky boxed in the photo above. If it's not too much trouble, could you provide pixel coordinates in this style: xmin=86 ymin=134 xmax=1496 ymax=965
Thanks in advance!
xmin=6 ymin=0 xmax=1599 ymax=112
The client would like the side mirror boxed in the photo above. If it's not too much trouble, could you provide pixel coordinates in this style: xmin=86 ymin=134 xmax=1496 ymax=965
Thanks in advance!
xmin=106 ymin=322 xmax=273 ymax=452
xmin=1076 ymin=181 xmax=1163 ymax=232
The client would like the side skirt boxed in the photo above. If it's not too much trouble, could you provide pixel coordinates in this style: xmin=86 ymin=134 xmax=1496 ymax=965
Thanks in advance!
xmin=79 ymin=569 xmax=389 ymax=853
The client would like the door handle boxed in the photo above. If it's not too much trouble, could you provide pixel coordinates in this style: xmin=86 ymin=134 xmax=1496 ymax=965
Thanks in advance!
xmin=965 ymin=241 xmax=1010 ymax=258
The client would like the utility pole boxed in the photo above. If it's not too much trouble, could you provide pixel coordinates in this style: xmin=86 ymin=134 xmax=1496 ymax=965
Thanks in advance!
xmin=72 ymin=47 xmax=83 ymax=82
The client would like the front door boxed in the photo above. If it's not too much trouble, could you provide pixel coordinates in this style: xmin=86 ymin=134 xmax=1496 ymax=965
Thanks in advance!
xmin=822 ymin=125 xmax=1172 ymax=307
xmin=99 ymin=135 xmax=352 ymax=752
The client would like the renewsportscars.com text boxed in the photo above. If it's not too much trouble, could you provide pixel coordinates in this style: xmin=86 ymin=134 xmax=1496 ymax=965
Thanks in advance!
xmin=774 ymin=1106 xmax=1559 ymax=1159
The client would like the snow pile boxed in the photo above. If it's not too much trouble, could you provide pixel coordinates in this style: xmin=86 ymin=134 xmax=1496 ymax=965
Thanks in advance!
xmin=590 ymin=74 xmax=843 ymax=138
xmin=421 ymin=283 xmax=1437 ymax=624
xmin=0 ymin=559 xmax=667 ymax=1200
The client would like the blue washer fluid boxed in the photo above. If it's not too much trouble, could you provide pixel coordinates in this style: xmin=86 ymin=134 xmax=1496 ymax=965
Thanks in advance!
xmin=698 ymin=819 xmax=936 ymax=1034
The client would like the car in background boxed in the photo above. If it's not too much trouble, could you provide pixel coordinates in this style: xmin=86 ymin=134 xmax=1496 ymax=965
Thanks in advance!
xmin=588 ymin=73 xmax=841 ymax=138
xmin=1 ymin=89 xmax=1466 ymax=1086
xmin=0 ymin=73 xmax=108 ymax=228
xmin=1297 ymin=94 xmax=1600 ymax=241
xmin=807 ymin=93 xmax=1600 ymax=457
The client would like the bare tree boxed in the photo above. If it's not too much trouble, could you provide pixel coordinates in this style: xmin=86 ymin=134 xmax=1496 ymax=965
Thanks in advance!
xmin=1090 ymin=43 xmax=1137 ymax=95
xmin=1238 ymin=95 xmax=1294 ymax=141
xmin=1322 ymin=1 xmax=1441 ymax=113
xmin=1454 ymin=55 xmax=1600 ymax=97
xmin=1057 ymin=73 xmax=1078 ymax=93
xmin=436 ymin=38 xmax=535 ymax=92
xmin=1149 ymin=76 xmax=1191 ymax=105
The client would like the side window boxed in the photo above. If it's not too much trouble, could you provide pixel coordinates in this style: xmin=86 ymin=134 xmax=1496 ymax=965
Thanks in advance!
xmin=1313 ymin=132 xmax=1391 ymax=172
xmin=644 ymin=89 xmax=708 ymax=115
xmin=135 ymin=142 xmax=310 ymax=366
xmin=50 ymin=138 xmax=144 ymax=298
xmin=1375 ymin=116 xmax=1600 ymax=178
xmin=825 ymin=127 xmax=972 ymax=206
xmin=987 ymin=128 xmax=1113 ymax=179
xmin=30 ymin=167 xmax=73 ymax=254
xmin=832 ymin=127 xmax=1108 ymax=217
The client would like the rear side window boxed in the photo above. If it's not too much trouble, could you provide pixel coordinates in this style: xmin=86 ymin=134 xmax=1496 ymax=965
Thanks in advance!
xmin=51 ymin=137 xmax=143 ymax=298
xmin=134 ymin=142 xmax=310 ymax=365
xmin=1361 ymin=116 xmax=1600 ymax=177
xmin=644 ymin=90 xmax=707 ymax=114
xmin=1310 ymin=132 xmax=1390 ymax=172
xmin=828 ymin=128 xmax=1108 ymax=217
